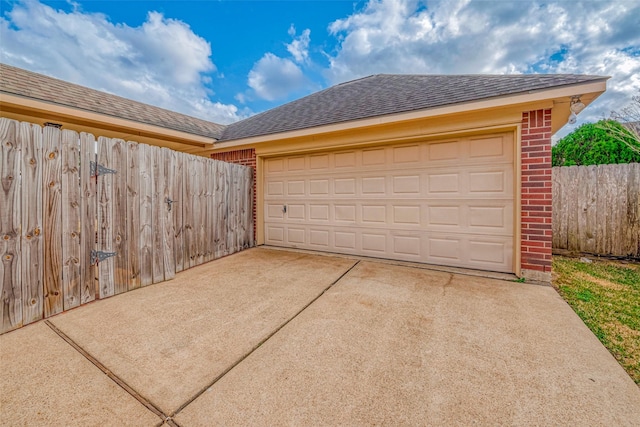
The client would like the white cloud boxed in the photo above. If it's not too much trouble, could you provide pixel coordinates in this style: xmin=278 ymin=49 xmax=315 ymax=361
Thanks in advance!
xmin=0 ymin=0 xmax=243 ymax=124
xmin=325 ymin=0 xmax=640 ymax=133
xmin=286 ymin=25 xmax=311 ymax=63
xmin=247 ymin=53 xmax=307 ymax=101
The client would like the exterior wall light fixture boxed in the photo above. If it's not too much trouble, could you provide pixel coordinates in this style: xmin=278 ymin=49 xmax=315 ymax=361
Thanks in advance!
xmin=567 ymin=95 xmax=585 ymax=125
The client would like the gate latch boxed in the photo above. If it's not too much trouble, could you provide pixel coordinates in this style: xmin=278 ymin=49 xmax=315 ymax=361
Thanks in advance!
xmin=166 ymin=197 xmax=175 ymax=212
xmin=91 ymin=250 xmax=117 ymax=265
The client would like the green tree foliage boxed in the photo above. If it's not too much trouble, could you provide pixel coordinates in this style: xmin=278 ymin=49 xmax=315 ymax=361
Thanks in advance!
xmin=552 ymin=120 xmax=640 ymax=166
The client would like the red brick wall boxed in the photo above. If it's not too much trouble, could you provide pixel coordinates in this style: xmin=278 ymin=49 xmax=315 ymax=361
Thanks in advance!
xmin=211 ymin=149 xmax=257 ymax=242
xmin=520 ymin=109 xmax=553 ymax=277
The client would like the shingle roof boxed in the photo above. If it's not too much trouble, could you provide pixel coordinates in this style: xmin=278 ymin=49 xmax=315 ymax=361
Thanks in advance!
xmin=220 ymin=73 xmax=608 ymax=141
xmin=0 ymin=63 xmax=225 ymax=140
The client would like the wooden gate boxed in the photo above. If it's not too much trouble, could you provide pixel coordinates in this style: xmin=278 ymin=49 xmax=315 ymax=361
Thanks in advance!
xmin=0 ymin=118 xmax=253 ymax=334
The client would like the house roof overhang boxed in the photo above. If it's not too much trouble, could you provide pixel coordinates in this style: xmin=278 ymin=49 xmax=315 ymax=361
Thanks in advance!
xmin=209 ymin=79 xmax=607 ymax=152
xmin=0 ymin=92 xmax=217 ymax=149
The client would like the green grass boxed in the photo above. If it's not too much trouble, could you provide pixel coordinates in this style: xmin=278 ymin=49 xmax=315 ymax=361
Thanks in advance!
xmin=553 ymin=255 xmax=640 ymax=385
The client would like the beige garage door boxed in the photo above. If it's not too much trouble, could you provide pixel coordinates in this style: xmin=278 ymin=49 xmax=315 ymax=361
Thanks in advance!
xmin=264 ymin=133 xmax=514 ymax=272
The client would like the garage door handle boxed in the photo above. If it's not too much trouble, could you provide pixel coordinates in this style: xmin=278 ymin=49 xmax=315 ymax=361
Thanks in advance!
xmin=283 ymin=205 xmax=287 ymax=214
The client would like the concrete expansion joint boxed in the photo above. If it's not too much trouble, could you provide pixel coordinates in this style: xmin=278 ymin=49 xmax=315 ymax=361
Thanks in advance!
xmin=43 ymin=320 xmax=169 ymax=423
xmin=168 ymin=260 xmax=362 ymax=420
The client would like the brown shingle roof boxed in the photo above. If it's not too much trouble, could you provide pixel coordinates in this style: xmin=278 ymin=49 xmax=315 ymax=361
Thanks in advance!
xmin=0 ymin=63 xmax=225 ymax=140
xmin=220 ymin=73 xmax=608 ymax=141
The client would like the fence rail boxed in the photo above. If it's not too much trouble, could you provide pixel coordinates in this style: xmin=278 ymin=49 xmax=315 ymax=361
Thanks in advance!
xmin=1 ymin=118 xmax=253 ymax=334
xmin=552 ymin=163 xmax=640 ymax=258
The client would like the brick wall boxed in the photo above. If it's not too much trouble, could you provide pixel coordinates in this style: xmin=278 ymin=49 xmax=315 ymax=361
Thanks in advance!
xmin=211 ymin=149 xmax=257 ymax=242
xmin=520 ymin=109 xmax=553 ymax=281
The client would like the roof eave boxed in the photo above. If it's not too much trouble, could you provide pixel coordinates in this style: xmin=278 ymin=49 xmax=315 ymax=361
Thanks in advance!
xmin=215 ymin=78 xmax=608 ymax=147
xmin=0 ymin=92 xmax=218 ymax=146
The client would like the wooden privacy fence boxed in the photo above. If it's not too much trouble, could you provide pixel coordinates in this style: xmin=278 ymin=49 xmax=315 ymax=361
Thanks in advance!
xmin=552 ymin=163 xmax=640 ymax=258
xmin=0 ymin=118 xmax=253 ymax=334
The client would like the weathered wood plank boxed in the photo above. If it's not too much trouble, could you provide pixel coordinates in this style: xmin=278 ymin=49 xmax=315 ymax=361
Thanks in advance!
xmin=61 ymin=130 xmax=82 ymax=310
xmin=196 ymin=158 xmax=205 ymax=266
xmin=139 ymin=144 xmax=153 ymax=287
xmin=42 ymin=125 xmax=63 ymax=317
xmin=1 ymin=119 xmax=23 ymax=333
xmin=173 ymin=151 xmax=185 ymax=273
xmin=80 ymin=133 xmax=97 ymax=304
xmin=204 ymin=159 xmax=214 ymax=263
xmin=111 ymin=139 xmax=128 ymax=294
xmin=19 ymin=121 xmax=43 ymax=325
xmin=628 ymin=163 xmax=640 ymax=257
xmin=247 ymin=166 xmax=254 ymax=248
xmin=152 ymin=146 xmax=165 ymax=283
xmin=97 ymin=136 xmax=115 ymax=298
xmin=223 ymin=162 xmax=231 ymax=256
xmin=127 ymin=141 xmax=141 ymax=290
xmin=553 ymin=163 xmax=640 ymax=258
xmin=185 ymin=156 xmax=197 ymax=267
xmin=214 ymin=160 xmax=226 ymax=258
xmin=162 ymin=148 xmax=176 ymax=280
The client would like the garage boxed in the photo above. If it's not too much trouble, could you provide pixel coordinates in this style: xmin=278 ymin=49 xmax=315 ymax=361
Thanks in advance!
xmin=263 ymin=132 xmax=514 ymax=272
xmin=211 ymin=73 xmax=609 ymax=282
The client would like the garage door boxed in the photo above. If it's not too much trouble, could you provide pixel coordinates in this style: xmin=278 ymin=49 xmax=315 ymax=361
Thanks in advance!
xmin=264 ymin=133 xmax=514 ymax=272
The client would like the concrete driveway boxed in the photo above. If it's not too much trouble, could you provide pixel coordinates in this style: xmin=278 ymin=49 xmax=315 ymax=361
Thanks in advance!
xmin=2 ymin=248 xmax=639 ymax=426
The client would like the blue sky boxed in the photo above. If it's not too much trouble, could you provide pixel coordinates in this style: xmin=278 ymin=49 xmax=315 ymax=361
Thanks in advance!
xmin=2 ymin=0 xmax=640 ymax=137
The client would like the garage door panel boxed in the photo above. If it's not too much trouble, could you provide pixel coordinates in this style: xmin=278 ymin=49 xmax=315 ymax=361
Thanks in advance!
xmin=309 ymin=154 xmax=329 ymax=170
xmin=267 ymin=181 xmax=284 ymax=196
xmin=393 ymin=145 xmax=421 ymax=163
xmin=361 ymin=205 xmax=387 ymax=224
xmin=393 ymin=205 xmax=421 ymax=225
xmin=309 ymin=204 xmax=330 ymax=221
xmin=428 ymin=173 xmax=460 ymax=193
xmin=334 ymin=178 xmax=356 ymax=195
xmin=264 ymin=132 xmax=514 ymax=273
xmin=267 ymin=204 xmax=285 ymax=220
xmin=287 ymin=228 xmax=306 ymax=244
xmin=393 ymin=235 xmax=422 ymax=257
xmin=334 ymin=205 xmax=356 ymax=222
xmin=362 ymin=148 xmax=386 ymax=166
xmin=287 ymin=204 xmax=305 ymax=220
xmin=287 ymin=180 xmax=305 ymax=195
xmin=393 ymin=175 xmax=420 ymax=194
xmin=335 ymin=151 xmax=357 ymax=168
xmin=309 ymin=229 xmax=330 ymax=247
xmin=266 ymin=226 xmax=285 ymax=243
xmin=362 ymin=233 xmax=387 ymax=253
xmin=335 ymin=231 xmax=357 ymax=250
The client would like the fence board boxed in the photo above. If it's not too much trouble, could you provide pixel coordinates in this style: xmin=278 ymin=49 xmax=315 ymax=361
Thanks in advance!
xmin=206 ymin=159 xmax=215 ymax=262
xmin=80 ymin=133 xmax=97 ymax=304
xmin=97 ymin=137 xmax=115 ymax=298
xmin=196 ymin=158 xmax=205 ymax=265
xmin=42 ymin=126 xmax=63 ymax=317
xmin=152 ymin=146 xmax=165 ymax=283
xmin=628 ymin=163 xmax=640 ymax=256
xmin=1 ymin=119 xmax=22 ymax=333
xmin=162 ymin=148 xmax=176 ymax=280
xmin=19 ymin=122 xmax=43 ymax=325
xmin=173 ymin=152 xmax=185 ymax=272
xmin=139 ymin=144 xmax=153 ymax=287
xmin=127 ymin=141 xmax=141 ymax=290
xmin=553 ymin=163 xmax=640 ymax=258
xmin=111 ymin=139 xmax=128 ymax=294
xmin=61 ymin=130 xmax=82 ymax=310
xmin=186 ymin=159 xmax=197 ymax=267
